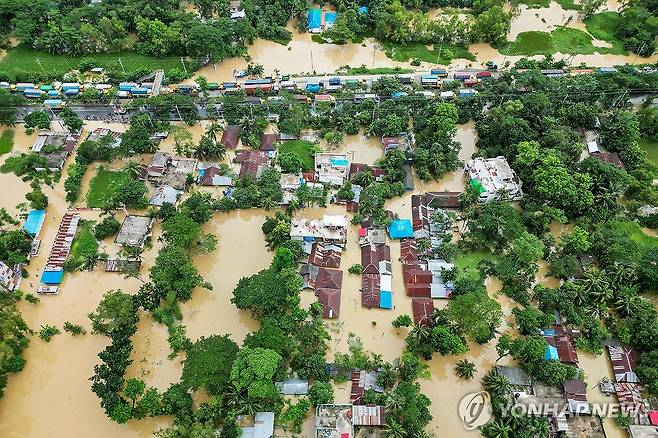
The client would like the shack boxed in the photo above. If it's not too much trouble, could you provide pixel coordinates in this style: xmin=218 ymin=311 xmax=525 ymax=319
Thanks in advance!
xmin=221 ymin=125 xmax=241 ymax=149
xmin=150 ymin=185 xmax=182 ymax=206
xmin=240 ymin=412 xmax=274 ymax=438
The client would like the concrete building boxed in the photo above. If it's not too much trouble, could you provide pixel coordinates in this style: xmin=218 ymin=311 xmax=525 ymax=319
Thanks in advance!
xmin=150 ymin=185 xmax=181 ymax=206
xmin=465 ymin=157 xmax=523 ymax=202
xmin=240 ymin=412 xmax=274 ymax=438
xmin=290 ymin=215 xmax=348 ymax=244
xmin=115 ymin=215 xmax=154 ymax=247
xmin=87 ymin=127 xmax=122 ymax=148
xmin=315 ymin=153 xmax=350 ymax=186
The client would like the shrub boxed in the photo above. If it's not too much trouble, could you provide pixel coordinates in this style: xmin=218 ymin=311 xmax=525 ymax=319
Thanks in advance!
xmin=39 ymin=325 xmax=61 ymax=342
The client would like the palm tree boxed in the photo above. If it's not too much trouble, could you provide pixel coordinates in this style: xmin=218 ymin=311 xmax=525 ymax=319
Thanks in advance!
xmin=383 ymin=419 xmax=407 ymax=438
xmin=80 ymin=251 xmax=102 ymax=271
xmin=482 ymin=371 xmax=510 ymax=396
xmin=482 ymin=419 xmax=511 ymax=438
xmin=455 ymin=359 xmax=476 ymax=380
xmin=580 ymin=267 xmax=612 ymax=304
xmin=385 ymin=392 xmax=404 ymax=413
xmin=613 ymin=286 xmax=638 ymax=317
xmin=205 ymin=121 xmax=222 ymax=145
xmin=416 ymin=238 xmax=432 ymax=255
xmin=356 ymin=169 xmax=375 ymax=187
xmin=260 ymin=197 xmax=276 ymax=211
xmin=410 ymin=324 xmax=431 ymax=343
xmin=123 ymin=161 xmax=143 ymax=179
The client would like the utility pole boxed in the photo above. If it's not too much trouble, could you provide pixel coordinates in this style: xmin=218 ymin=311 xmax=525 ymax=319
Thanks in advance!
xmin=180 ymin=57 xmax=189 ymax=76
xmin=310 ymin=51 xmax=314 ymax=73
xmin=175 ymin=104 xmax=183 ymax=122
xmin=118 ymin=58 xmax=126 ymax=74
xmin=36 ymin=59 xmax=45 ymax=73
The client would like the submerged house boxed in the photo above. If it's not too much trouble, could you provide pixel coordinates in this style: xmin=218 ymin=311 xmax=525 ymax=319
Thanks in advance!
xmin=412 ymin=298 xmax=434 ymax=327
xmin=0 ymin=261 xmax=20 ymax=292
xmin=197 ymin=163 xmax=232 ymax=187
xmin=290 ymin=215 xmax=348 ymax=245
xmin=150 ymin=185 xmax=182 ymax=206
xmin=607 ymin=345 xmax=640 ymax=383
xmin=465 ymin=157 xmax=523 ymax=203
xmin=235 ymin=149 xmax=270 ymax=180
xmin=542 ymin=327 xmax=579 ymax=365
xmin=314 ymin=267 xmax=343 ymax=319
xmin=32 ymin=131 xmax=80 ymax=171
xmin=309 ymin=242 xmax=342 ymax=268
xmin=87 ymin=127 xmax=122 ymax=148
xmin=115 ymin=215 xmax=154 ymax=247
xmin=350 ymin=370 xmax=384 ymax=404
xmin=315 ymin=153 xmax=350 ymax=186
xmin=240 ymin=412 xmax=274 ymax=438
xmin=259 ymin=133 xmax=278 ymax=158
xmin=221 ymin=125 xmax=241 ymax=149
xmin=360 ymin=244 xmax=392 ymax=309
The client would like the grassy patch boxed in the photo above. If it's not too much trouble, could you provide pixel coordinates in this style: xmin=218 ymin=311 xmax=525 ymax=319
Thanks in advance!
xmin=584 ymin=12 xmax=627 ymax=55
xmin=614 ymin=221 xmax=658 ymax=248
xmin=639 ymin=137 xmax=658 ymax=166
xmin=68 ymin=221 xmax=99 ymax=267
xmin=501 ymin=27 xmax=625 ymax=56
xmin=0 ymin=130 xmax=14 ymax=155
xmin=554 ymin=0 xmax=581 ymax=10
xmin=279 ymin=140 xmax=316 ymax=171
xmin=86 ymin=167 xmax=130 ymax=208
xmin=454 ymin=250 xmax=499 ymax=276
xmin=382 ymin=41 xmax=475 ymax=65
xmin=0 ymin=46 xmax=197 ymax=77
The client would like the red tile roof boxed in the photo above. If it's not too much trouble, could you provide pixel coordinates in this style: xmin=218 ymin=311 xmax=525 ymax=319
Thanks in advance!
xmin=400 ymin=239 xmax=419 ymax=264
xmin=349 ymin=163 xmax=385 ymax=180
xmin=360 ymin=244 xmax=391 ymax=274
xmin=309 ymin=243 xmax=342 ymax=268
xmin=315 ymin=268 xmax=343 ymax=290
xmin=316 ymin=288 xmax=341 ymax=319
xmin=412 ymin=298 xmax=434 ymax=327
xmin=259 ymin=133 xmax=278 ymax=151
xmin=361 ymin=274 xmax=380 ymax=308
xmin=221 ymin=125 xmax=241 ymax=149
xmin=199 ymin=166 xmax=221 ymax=186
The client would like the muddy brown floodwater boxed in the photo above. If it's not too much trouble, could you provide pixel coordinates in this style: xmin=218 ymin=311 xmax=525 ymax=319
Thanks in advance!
xmin=0 ymin=120 xmax=637 ymax=437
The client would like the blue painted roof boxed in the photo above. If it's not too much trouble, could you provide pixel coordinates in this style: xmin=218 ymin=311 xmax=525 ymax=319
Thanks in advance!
xmin=325 ymin=11 xmax=337 ymax=24
xmin=379 ymin=291 xmax=393 ymax=309
xmin=388 ymin=219 xmax=413 ymax=239
xmin=545 ymin=344 xmax=559 ymax=361
xmin=23 ymin=209 xmax=46 ymax=236
xmin=358 ymin=6 xmax=369 ymax=14
xmin=41 ymin=269 xmax=64 ymax=285
xmin=307 ymin=9 xmax=321 ymax=30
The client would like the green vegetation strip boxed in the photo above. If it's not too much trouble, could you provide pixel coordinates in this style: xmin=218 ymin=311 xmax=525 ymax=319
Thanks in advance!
xmin=382 ymin=41 xmax=475 ymax=65
xmin=278 ymin=140 xmax=315 ymax=171
xmin=639 ymin=137 xmax=658 ymax=166
xmin=500 ymin=27 xmax=626 ymax=56
xmin=68 ymin=221 xmax=98 ymax=268
xmin=0 ymin=130 xmax=14 ymax=155
xmin=454 ymin=250 xmax=499 ymax=277
xmin=0 ymin=46 xmax=196 ymax=76
xmin=86 ymin=168 xmax=130 ymax=208
xmin=584 ymin=12 xmax=628 ymax=55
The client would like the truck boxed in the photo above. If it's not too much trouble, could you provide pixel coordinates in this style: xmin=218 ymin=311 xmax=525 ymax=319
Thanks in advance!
xmin=117 ymin=90 xmax=130 ymax=98
xmin=0 ymin=82 xmax=9 ymax=90
xmin=475 ymin=71 xmax=493 ymax=79
xmin=328 ymin=77 xmax=341 ymax=86
xmin=353 ymin=93 xmax=378 ymax=103
xmin=295 ymin=94 xmax=311 ymax=104
xmin=306 ymin=82 xmax=321 ymax=93
xmin=64 ymin=88 xmax=80 ymax=97
xmin=325 ymin=84 xmax=342 ymax=93
xmin=177 ymin=84 xmax=198 ymax=95
xmin=415 ymin=90 xmax=435 ymax=99
xmin=598 ymin=67 xmax=617 ymax=74
xmin=47 ymin=90 xmax=60 ymax=97
xmin=129 ymin=87 xmax=150 ymax=96
xmin=24 ymin=88 xmax=44 ymax=98
xmin=61 ymin=82 xmax=80 ymax=91
xmin=420 ymin=75 xmax=439 ymax=87
xmin=458 ymin=88 xmax=477 ymax=98
xmin=314 ymin=94 xmax=336 ymax=104
xmin=391 ymin=91 xmax=408 ymax=99
xmin=44 ymin=99 xmax=64 ymax=110
xmin=453 ymin=72 xmax=473 ymax=81
xmin=15 ymin=83 xmax=35 ymax=92
xmin=431 ymin=69 xmax=448 ymax=77
xmin=397 ymin=74 xmax=414 ymax=84
xmin=119 ymin=82 xmax=138 ymax=91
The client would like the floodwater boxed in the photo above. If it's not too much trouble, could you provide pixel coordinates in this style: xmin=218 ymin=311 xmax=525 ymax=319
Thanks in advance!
xmin=325 ymin=131 xmax=383 ymax=164
xmin=0 ymin=121 xmax=633 ymax=437
xmin=509 ymin=3 xmax=580 ymax=40
xmin=194 ymin=23 xmax=408 ymax=82
xmin=0 ymin=128 xmax=38 ymax=216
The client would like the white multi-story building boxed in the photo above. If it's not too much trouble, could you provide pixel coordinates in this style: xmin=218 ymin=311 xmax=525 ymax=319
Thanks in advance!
xmin=465 ymin=157 xmax=523 ymax=203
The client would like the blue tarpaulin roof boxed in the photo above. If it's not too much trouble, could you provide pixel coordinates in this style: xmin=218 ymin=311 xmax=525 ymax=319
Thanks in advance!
xmin=388 ymin=219 xmax=413 ymax=239
xmin=545 ymin=344 xmax=559 ymax=361
xmin=307 ymin=9 xmax=321 ymax=30
xmin=41 ymin=270 xmax=64 ymax=285
xmin=325 ymin=11 xmax=337 ymax=25
xmin=358 ymin=6 xmax=369 ymax=14
xmin=23 ymin=209 xmax=46 ymax=236
xmin=379 ymin=291 xmax=393 ymax=309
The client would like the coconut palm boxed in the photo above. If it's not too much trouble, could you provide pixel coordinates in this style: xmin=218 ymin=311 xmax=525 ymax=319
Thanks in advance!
xmin=80 ymin=251 xmax=103 ymax=271
xmin=205 ymin=121 xmax=222 ymax=145
xmin=410 ymin=324 xmax=431 ymax=343
xmin=416 ymin=238 xmax=432 ymax=254
xmin=482 ymin=419 xmax=511 ymax=438
xmin=385 ymin=391 xmax=405 ymax=413
xmin=123 ymin=161 xmax=143 ymax=179
xmin=383 ymin=419 xmax=407 ymax=438
xmin=613 ymin=286 xmax=638 ymax=317
xmin=455 ymin=359 xmax=476 ymax=380
xmin=260 ymin=197 xmax=276 ymax=211
xmin=355 ymin=169 xmax=375 ymax=187
xmin=481 ymin=371 xmax=510 ymax=396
